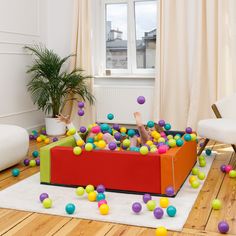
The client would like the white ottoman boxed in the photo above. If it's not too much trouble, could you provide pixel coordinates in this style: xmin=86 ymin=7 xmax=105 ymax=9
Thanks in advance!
xmin=0 ymin=125 xmax=29 ymax=171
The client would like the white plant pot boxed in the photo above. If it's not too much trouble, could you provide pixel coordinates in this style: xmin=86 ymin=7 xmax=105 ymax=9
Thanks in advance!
xmin=45 ymin=117 xmax=66 ymax=136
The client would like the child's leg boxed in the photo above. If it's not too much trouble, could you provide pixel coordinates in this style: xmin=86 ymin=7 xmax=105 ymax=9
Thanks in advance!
xmin=103 ymin=133 xmax=115 ymax=143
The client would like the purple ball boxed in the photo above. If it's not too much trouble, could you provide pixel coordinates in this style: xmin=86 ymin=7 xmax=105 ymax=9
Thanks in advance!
xmin=78 ymin=101 xmax=85 ymax=108
xmin=185 ymin=127 xmax=192 ymax=134
xmin=158 ymin=120 xmax=165 ymax=127
xmin=39 ymin=193 xmax=49 ymax=202
xmin=113 ymin=124 xmax=120 ymax=131
xmin=132 ymin=202 xmax=142 ymax=213
xmin=143 ymin=193 xmax=152 ymax=203
xmin=23 ymin=159 xmax=30 ymax=166
xmin=121 ymin=144 xmax=128 ymax=150
xmin=96 ymin=184 xmax=105 ymax=193
xmin=199 ymin=142 xmax=204 ymax=147
xmin=218 ymin=221 xmax=229 ymax=234
xmin=53 ymin=137 xmax=58 ymax=142
xmin=137 ymin=96 xmax=145 ymax=104
xmin=78 ymin=109 xmax=84 ymax=116
xmin=220 ymin=164 xmax=227 ymax=173
xmin=80 ymin=126 xmax=87 ymax=133
xmin=41 ymin=130 xmax=47 ymax=135
xmin=108 ymin=142 xmax=117 ymax=150
xmin=29 ymin=134 xmax=34 ymax=140
xmin=153 ymin=207 xmax=164 ymax=219
xmin=36 ymin=159 xmax=40 ymax=166
xmin=33 ymin=135 xmax=38 ymax=140
xmin=165 ymin=186 xmax=175 ymax=196
xmin=114 ymin=132 xmax=121 ymax=141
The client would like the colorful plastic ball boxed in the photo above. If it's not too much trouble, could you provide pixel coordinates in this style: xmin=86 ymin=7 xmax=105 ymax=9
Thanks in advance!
xmin=113 ymin=124 xmax=120 ymax=131
xmin=108 ymin=142 xmax=117 ymax=150
xmin=120 ymin=127 xmax=127 ymax=133
xmin=155 ymin=226 xmax=167 ymax=236
xmin=192 ymin=167 xmax=199 ymax=175
xmin=76 ymin=139 xmax=85 ymax=147
xmin=97 ymin=140 xmax=106 ymax=149
xmin=167 ymin=205 xmax=177 ymax=217
xmin=174 ymin=134 xmax=181 ymax=140
xmin=185 ymin=127 xmax=192 ymax=134
xmin=218 ymin=221 xmax=229 ymax=234
xmin=98 ymin=199 xmax=107 ymax=208
xmin=52 ymin=137 xmax=58 ymax=142
xmin=189 ymin=176 xmax=197 ymax=184
xmin=199 ymin=159 xmax=207 ymax=167
xmin=36 ymin=137 xmax=42 ymax=143
xmin=229 ymin=170 xmax=236 ymax=178
xmin=191 ymin=180 xmax=200 ymax=189
xmin=23 ymin=159 xmax=30 ymax=166
xmin=190 ymin=133 xmax=197 ymax=141
xmin=73 ymin=147 xmax=82 ymax=155
xmin=99 ymin=204 xmax=109 ymax=215
xmin=96 ymin=184 xmax=105 ymax=193
xmin=76 ymin=187 xmax=85 ymax=196
xmin=29 ymin=134 xmax=34 ymax=140
xmin=137 ymin=96 xmax=145 ymax=104
xmin=168 ymin=139 xmax=176 ymax=148
xmin=39 ymin=193 xmax=49 ymax=202
xmin=44 ymin=138 xmax=50 ymax=144
xmin=107 ymin=113 xmax=114 ymax=120
xmin=78 ymin=109 xmax=84 ymax=116
xmin=88 ymin=191 xmax=97 ymax=202
xmin=153 ymin=207 xmax=164 ymax=219
xmin=147 ymin=120 xmax=155 ymax=128
xmin=165 ymin=186 xmax=175 ymax=197
xmin=91 ymin=126 xmax=100 ymax=134
xmin=32 ymin=150 xmax=39 ymax=158
xmin=87 ymin=137 xmax=94 ymax=143
xmin=143 ymin=193 xmax=152 ymax=203
xmin=36 ymin=159 xmax=40 ymax=166
xmin=167 ymin=135 xmax=173 ymax=140
xmin=160 ymin=197 xmax=169 ymax=208
xmin=29 ymin=160 xmax=36 ymax=167
xmin=146 ymin=200 xmax=156 ymax=211
xmin=78 ymin=101 xmax=84 ymax=108
xmin=212 ymin=199 xmax=222 ymax=210
xmin=85 ymin=143 xmax=93 ymax=151
xmin=86 ymin=185 xmax=94 ymax=193
xmin=132 ymin=202 xmax=142 ymax=213
xmin=127 ymin=129 xmax=135 ymax=137
xmin=199 ymin=155 xmax=205 ymax=161
xmin=198 ymin=172 xmax=205 ymax=180
xmin=96 ymin=193 xmax=106 ymax=201
xmin=158 ymin=120 xmax=165 ymax=127
xmin=184 ymin=134 xmax=191 ymax=141
xmin=205 ymin=149 xmax=212 ymax=156
xmin=140 ymin=146 xmax=149 ymax=155
xmin=100 ymin=124 xmax=109 ymax=132
xmin=158 ymin=137 xmax=165 ymax=143
xmin=150 ymin=147 xmax=157 ymax=153
xmin=220 ymin=164 xmax=227 ymax=173
xmin=43 ymin=198 xmax=52 ymax=208
xmin=65 ymin=203 xmax=75 ymax=214
xmin=68 ymin=128 xmax=76 ymax=135
xmin=123 ymin=139 xmax=131 ymax=147
xmin=164 ymin=123 xmax=171 ymax=130
xmin=79 ymin=126 xmax=87 ymax=133
xmin=225 ymin=165 xmax=233 ymax=173
xmin=158 ymin=145 xmax=167 ymax=154
xmin=11 ymin=168 xmax=20 ymax=177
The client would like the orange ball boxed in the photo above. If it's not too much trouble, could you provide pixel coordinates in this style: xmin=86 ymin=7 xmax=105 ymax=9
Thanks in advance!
xmin=36 ymin=137 xmax=42 ymax=142
xmin=44 ymin=138 xmax=50 ymax=144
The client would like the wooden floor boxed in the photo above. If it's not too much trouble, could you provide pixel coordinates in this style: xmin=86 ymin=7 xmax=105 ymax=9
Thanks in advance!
xmin=0 ymin=141 xmax=235 ymax=236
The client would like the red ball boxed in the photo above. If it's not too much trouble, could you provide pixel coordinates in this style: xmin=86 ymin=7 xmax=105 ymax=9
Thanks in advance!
xmin=225 ymin=165 xmax=233 ymax=173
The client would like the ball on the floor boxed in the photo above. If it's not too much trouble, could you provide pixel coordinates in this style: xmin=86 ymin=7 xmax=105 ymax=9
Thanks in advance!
xmin=65 ymin=203 xmax=76 ymax=214
xmin=39 ymin=193 xmax=49 ymax=202
xmin=220 ymin=164 xmax=227 ymax=173
xmin=229 ymin=170 xmax=236 ymax=178
xmin=76 ymin=187 xmax=85 ymax=196
xmin=189 ymin=176 xmax=197 ymax=184
xmin=78 ymin=101 xmax=84 ymax=108
xmin=36 ymin=159 xmax=40 ymax=166
xmin=205 ymin=149 xmax=212 ymax=156
xmin=191 ymin=180 xmax=200 ymax=189
xmin=52 ymin=137 xmax=58 ymax=142
xmin=73 ymin=147 xmax=82 ymax=155
xmin=218 ymin=221 xmax=229 ymax=234
xmin=199 ymin=159 xmax=206 ymax=167
xmin=78 ymin=109 xmax=84 ymax=116
xmin=11 ymin=168 xmax=20 ymax=177
xmin=98 ymin=199 xmax=107 ymax=208
xmin=153 ymin=207 xmax=164 ymax=219
xmin=146 ymin=200 xmax=156 ymax=211
xmin=86 ymin=185 xmax=94 ymax=193
xmin=85 ymin=143 xmax=93 ymax=151
xmin=107 ymin=113 xmax=114 ymax=120
xmin=225 ymin=165 xmax=233 ymax=173
xmin=164 ymin=123 xmax=171 ymax=131
xmin=88 ymin=191 xmax=97 ymax=202
xmin=99 ymin=204 xmax=109 ymax=215
xmin=155 ymin=226 xmax=167 ymax=236
xmin=32 ymin=150 xmax=39 ymax=158
xmin=165 ymin=186 xmax=175 ymax=197
xmin=197 ymin=172 xmax=205 ymax=180
xmin=108 ymin=142 xmax=117 ymax=150
xmin=132 ymin=202 xmax=142 ymax=213
xmin=43 ymin=198 xmax=52 ymax=208
xmin=96 ymin=193 xmax=106 ymax=202
xmin=96 ymin=184 xmax=105 ymax=193
xmin=160 ymin=197 xmax=169 ymax=208
xmin=166 ymin=205 xmax=177 ymax=217
xmin=140 ymin=146 xmax=149 ymax=155
xmin=23 ymin=159 xmax=30 ymax=166
xmin=29 ymin=160 xmax=36 ymax=167
xmin=185 ymin=127 xmax=192 ymax=134
xmin=137 ymin=96 xmax=145 ymax=104
xmin=212 ymin=199 xmax=222 ymax=210
xmin=143 ymin=193 xmax=152 ymax=203
xmin=192 ymin=167 xmax=199 ymax=175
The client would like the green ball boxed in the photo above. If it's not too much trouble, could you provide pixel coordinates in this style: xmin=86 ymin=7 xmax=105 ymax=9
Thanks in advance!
xmin=190 ymin=133 xmax=197 ymax=141
xmin=199 ymin=155 xmax=205 ymax=161
xmin=168 ymin=139 xmax=176 ymax=148
xmin=212 ymin=199 xmax=222 ymax=210
xmin=167 ymin=135 xmax=173 ymax=140
xmin=140 ymin=146 xmax=149 ymax=155
xmin=11 ymin=168 xmax=20 ymax=177
xmin=85 ymin=184 xmax=94 ymax=193
xmin=198 ymin=172 xmax=205 ymax=180
xmin=69 ymin=128 xmax=76 ymax=135
xmin=76 ymin=187 xmax=85 ymax=196
xmin=174 ymin=134 xmax=181 ymax=140
xmin=199 ymin=159 xmax=206 ymax=167
xmin=192 ymin=167 xmax=199 ymax=175
xmin=29 ymin=160 xmax=36 ymax=167
xmin=73 ymin=147 xmax=82 ymax=155
xmin=191 ymin=180 xmax=200 ymax=189
xmin=146 ymin=200 xmax=156 ymax=211
xmin=123 ymin=139 xmax=131 ymax=147
xmin=229 ymin=170 xmax=236 ymax=178
xmin=147 ymin=120 xmax=155 ymax=128
xmin=85 ymin=143 xmax=93 ymax=151
xmin=43 ymin=198 xmax=52 ymax=208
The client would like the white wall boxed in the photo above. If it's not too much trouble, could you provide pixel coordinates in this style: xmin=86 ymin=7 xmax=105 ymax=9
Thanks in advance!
xmin=0 ymin=0 xmax=74 ymax=131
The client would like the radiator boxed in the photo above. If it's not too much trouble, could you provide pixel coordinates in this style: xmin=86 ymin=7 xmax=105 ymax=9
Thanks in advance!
xmin=94 ymin=85 xmax=154 ymax=125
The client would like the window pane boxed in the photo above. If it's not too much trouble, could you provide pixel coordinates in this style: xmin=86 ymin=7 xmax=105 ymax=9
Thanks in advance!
xmin=135 ymin=1 xmax=157 ymax=69
xmin=106 ymin=4 xmax=128 ymax=69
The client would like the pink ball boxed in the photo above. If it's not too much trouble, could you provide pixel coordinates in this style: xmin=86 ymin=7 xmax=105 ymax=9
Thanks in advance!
xmin=158 ymin=145 xmax=167 ymax=154
xmin=225 ymin=165 xmax=233 ymax=173
xmin=98 ymin=199 xmax=107 ymax=208
xmin=160 ymin=132 xmax=166 ymax=138
xmin=91 ymin=126 xmax=101 ymax=134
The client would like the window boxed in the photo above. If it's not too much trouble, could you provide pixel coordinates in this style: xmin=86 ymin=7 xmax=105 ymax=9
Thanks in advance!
xmin=103 ymin=0 xmax=159 ymax=75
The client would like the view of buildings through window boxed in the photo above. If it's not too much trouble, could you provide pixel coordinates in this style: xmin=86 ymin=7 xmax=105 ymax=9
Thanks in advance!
xmin=106 ymin=0 xmax=157 ymax=70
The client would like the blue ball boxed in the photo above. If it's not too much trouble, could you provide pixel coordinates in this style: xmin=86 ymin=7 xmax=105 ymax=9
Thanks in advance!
xmin=164 ymin=123 xmax=171 ymax=130
xmin=184 ymin=134 xmax=191 ymax=141
xmin=205 ymin=149 xmax=212 ymax=156
xmin=65 ymin=203 xmax=76 ymax=214
xmin=127 ymin=129 xmax=135 ymax=137
xmin=167 ymin=205 xmax=177 ymax=217
xmin=32 ymin=150 xmax=39 ymax=158
xmin=101 ymin=124 xmax=109 ymax=131
xmin=176 ymin=139 xmax=184 ymax=147
xmin=130 ymin=147 xmax=136 ymax=152
xmin=96 ymin=193 xmax=106 ymax=201
xmin=107 ymin=113 xmax=114 ymax=120
xmin=87 ymin=137 xmax=94 ymax=143
xmin=147 ymin=121 xmax=155 ymax=128
xmin=12 ymin=168 xmax=20 ymax=177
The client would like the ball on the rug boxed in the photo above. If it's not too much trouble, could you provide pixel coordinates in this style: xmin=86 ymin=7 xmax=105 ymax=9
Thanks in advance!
xmin=29 ymin=160 xmax=36 ymax=167
xmin=160 ymin=197 xmax=169 ymax=208
xmin=229 ymin=170 xmax=236 ymax=178
xmin=225 ymin=165 xmax=233 ymax=173
xmin=153 ymin=207 xmax=164 ymax=219
xmin=32 ymin=150 xmax=39 ymax=158
xmin=155 ymin=226 xmax=167 ymax=236
xmin=218 ymin=221 xmax=229 ymax=234
xmin=165 ymin=186 xmax=175 ymax=197
xmin=197 ymin=172 xmax=205 ymax=180
xmin=99 ymin=204 xmax=109 ymax=215
xmin=164 ymin=123 xmax=171 ymax=131
xmin=137 ymin=96 xmax=145 ymax=104
xmin=43 ymin=198 xmax=52 ymax=208
xmin=96 ymin=184 xmax=105 ymax=193
xmin=205 ymin=149 xmax=212 ymax=156
xmin=140 ymin=146 xmax=149 ymax=155
xmin=85 ymin=143 xmax=93 ymax=151
xmin=39 ymin=193 xmax=49 ymax=202
xmin=11 ymin=168 xmax=20 ymax=177
xmin=98 ymin=199 xmax=107 ymax=208
xmin=88 ymin=191 xmax=97 ymax=202
xmin=65 ymin=203 xmax=76 ymax=214
xmin=143 ymin=193 xmax=152 ymax=203
xmin=146 ymin=200 xmax=156 ymax=211
xmin=220 ymin=164 xmax=226 ymax=173
xmin=86 ymin=185 xmax=95 ymax=193
xmin=212 ymin=199 xmax=222 ymax=210
xmin=166 ymin=205 xmax=177 ymax=217
xmin=185 ymin=127 xmax=192 ymax=134
xmin=73 ymin=147 xmax=82 ymax=155
xmin=76 ymin=187 xmax=85 ymax=196
xmin=23 ymin=159 xmax=30 ymax=166
xmin=96 ymin=193 xmax=106 ymax=202
xmin=132 ymin=202 xmax=142 ymax=213
xmin=36 ymin=159 xmax=40 ymax=166
xmin=107 ymin=113 xmax=114 ymax=120
xmin=192 ymin=167 xmax=199 ymax=175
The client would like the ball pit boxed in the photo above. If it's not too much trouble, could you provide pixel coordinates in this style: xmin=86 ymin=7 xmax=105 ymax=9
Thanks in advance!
xmin=132 ymin=202 xmax=142 ymax=213
xmin=218 ymin=221 xmax=229 ymax=234
xmin=65 ymin=203 xmax=76 ymax=214
xmin=153 ymin=207 xmax=164 ymax=219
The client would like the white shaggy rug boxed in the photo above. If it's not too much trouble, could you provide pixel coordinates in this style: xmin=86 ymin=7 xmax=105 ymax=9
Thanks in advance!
xmin=0 ymin=154 xmax=215 ymax=231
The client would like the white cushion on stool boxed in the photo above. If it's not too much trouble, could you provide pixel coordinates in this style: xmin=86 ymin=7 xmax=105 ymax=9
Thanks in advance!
xmin=0 ymin=125 xmax=29 ymax=171
xmin=197 ymin=118 xmax=236 ymax=144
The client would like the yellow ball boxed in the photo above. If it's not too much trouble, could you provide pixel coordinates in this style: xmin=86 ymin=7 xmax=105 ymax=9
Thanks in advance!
xmin=97 ymin=133 xmax=103 ymax=140
xmin=77 ymin=139 xmax=85 ymax=147
xmin=43 ymin=198 xmax=52 ymax=209
xmin=76 ymin=187 xmax=85 ymax=196
xmin=168 ymin=139 xmax=176 ymax=148
xmin=158 ymin=137 xmax=165 ymax=143
xmin=44 ymin=138 xmax=50 ymax=144
xmin=190 ymin=133 xmax=197 ymax=141
xmin=88 ymin=191 xmax=97 ymax=202
xmin=167 ymin=135 xmax=173 ymax=140
xmin=85 ymin=143 xmax=93 ymax=151
xmin=146 ymin=140 xmax=153 ymax=146
xmin=36 ymin=137 xmax=42 ymax=143
xmin=159 ymin=197 xmax=169 ymax=208
xmin=123 ymin=139 xmax=131 ymax=147
xmin=99 ymin=204 xmax=109 ymax=215
xmin=189 ymin=175 xmax=197 ymax=184
xmin=66 ymin=131 xmax=70 ymax=136
xmin=73 ymin=147 xmax=82 ymax=155
xmin=155 ymin=226 xmax=167 ymax=236
xmin=120 ymin=127 xmax=127 ymax=133
xmin=85 ymin=184 xmax=94 ymax=193
xmin=140 ymin=146 xmax=149 ymax=155
xmin=68 ymin=128 xmax=76 ymax=135
xmin=97 ymin=140 xmax=106 ymax=149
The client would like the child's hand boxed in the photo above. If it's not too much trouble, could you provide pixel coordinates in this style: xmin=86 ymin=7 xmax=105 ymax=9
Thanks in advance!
xmin=56 ymin=114 xmax=71 ymax=124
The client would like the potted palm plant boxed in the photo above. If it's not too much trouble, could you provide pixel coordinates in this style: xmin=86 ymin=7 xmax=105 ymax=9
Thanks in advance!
xmin=25 ymin=45 xmax=94 ymax=136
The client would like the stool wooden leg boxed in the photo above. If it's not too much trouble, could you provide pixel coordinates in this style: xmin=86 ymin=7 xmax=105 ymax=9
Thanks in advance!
xmin=231 ymin=144 xmax=236 ymax=153
xmin=197 ymin=138 xmax=209 ymax=156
